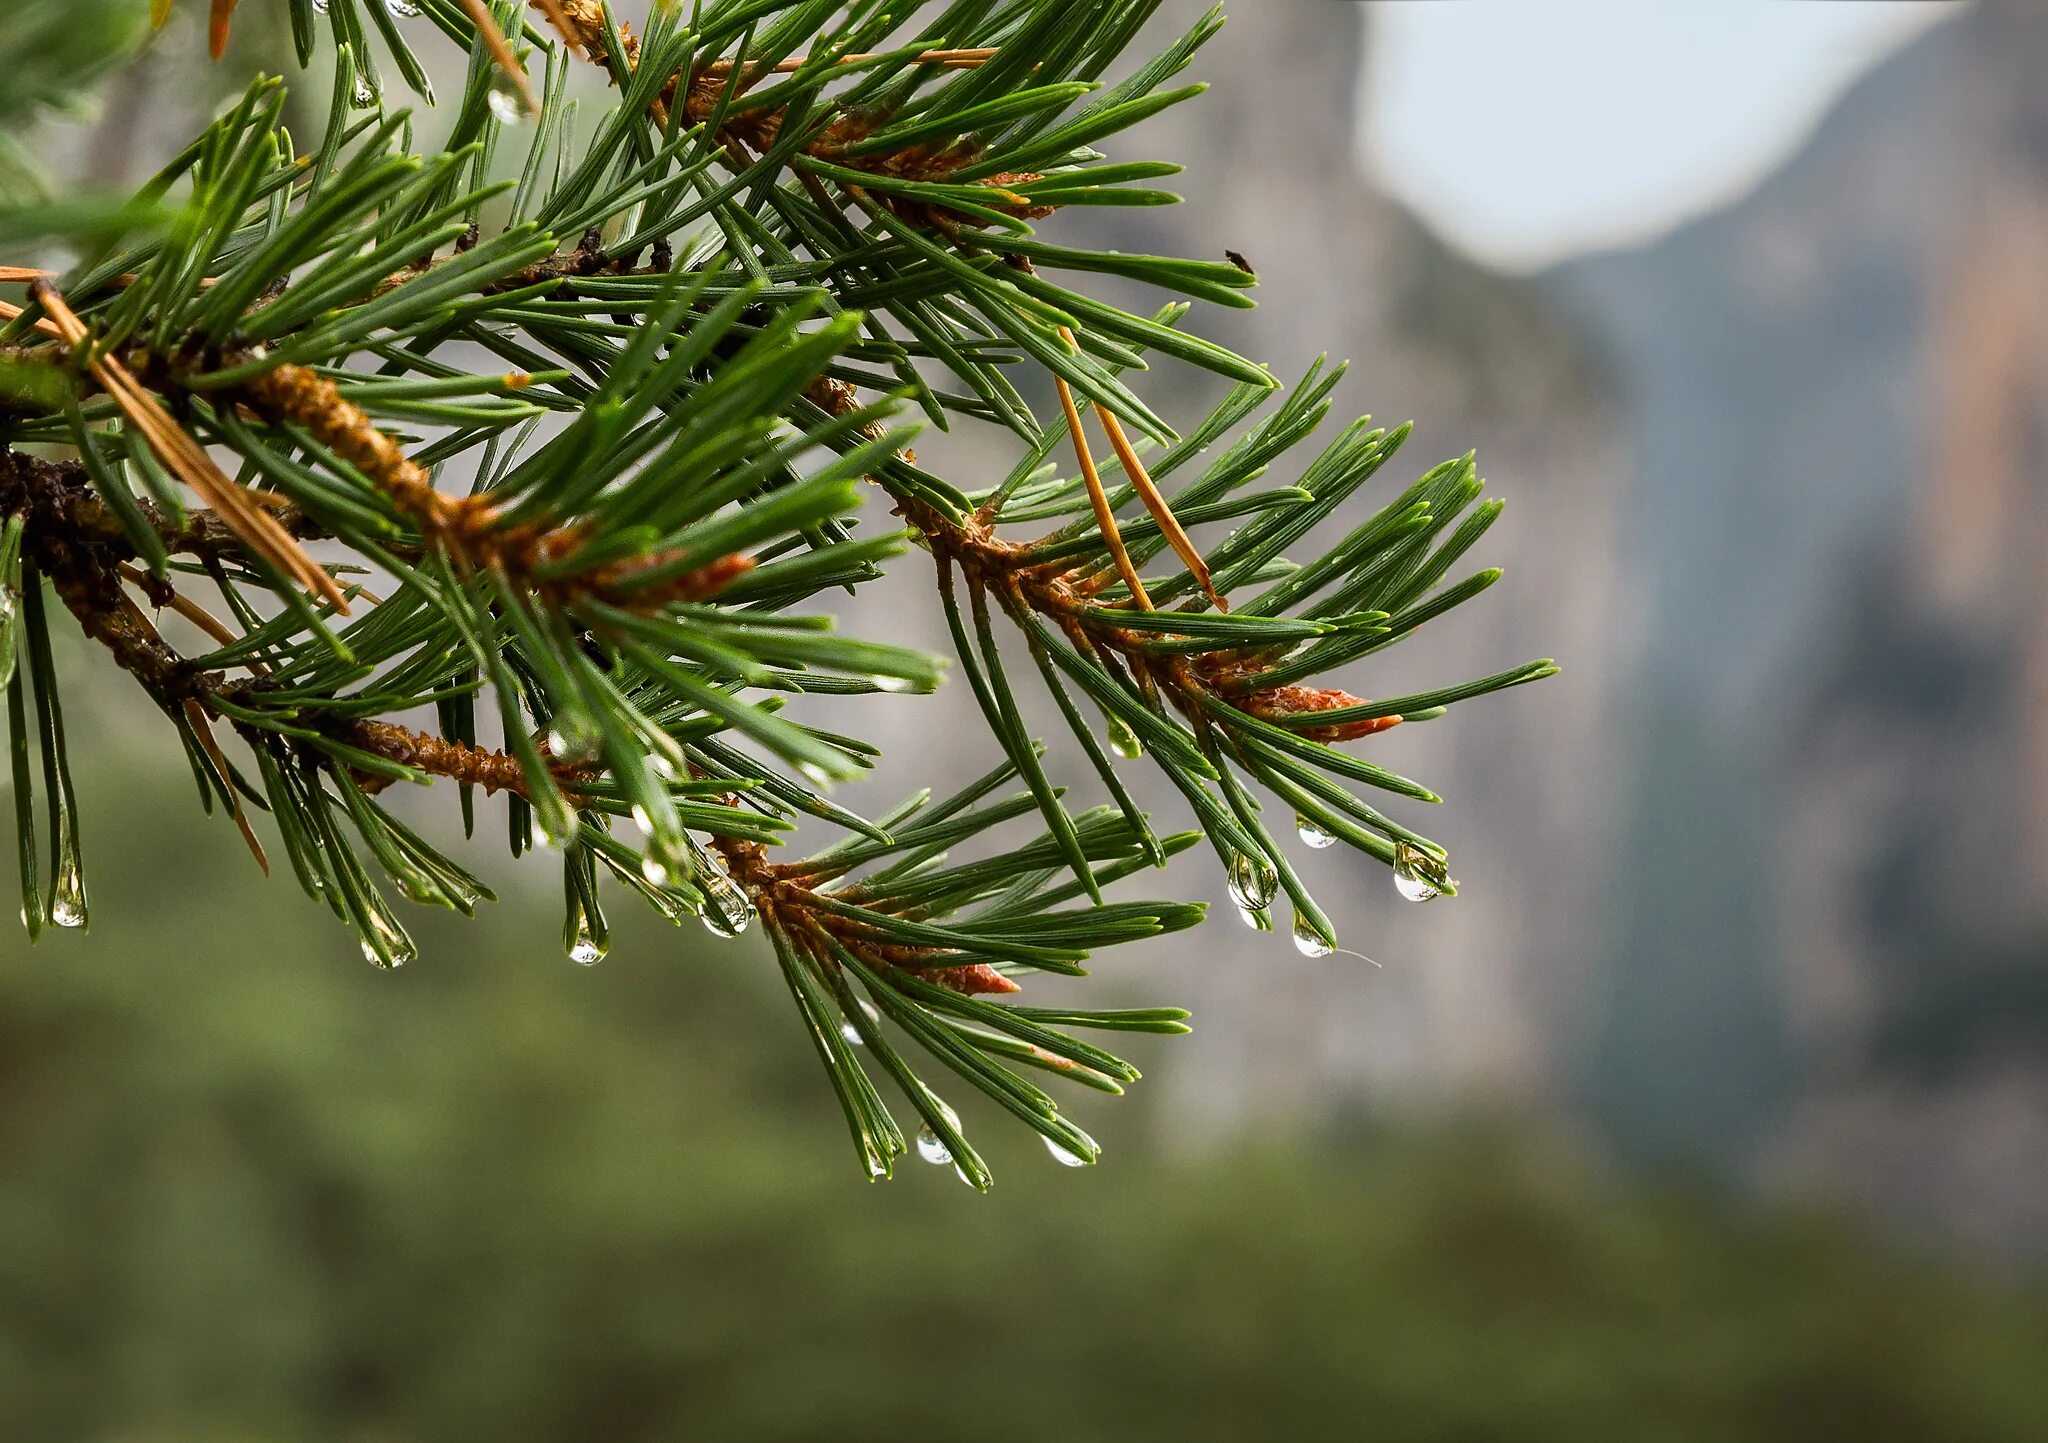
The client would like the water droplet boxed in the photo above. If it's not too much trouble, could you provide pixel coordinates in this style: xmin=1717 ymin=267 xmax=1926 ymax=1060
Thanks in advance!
xmin=1291 ymin=916 xmax=1335 ymax=957
xmin=838 ymin=999 xmax=881 ymax=1045
xmin=629 ymin=804 xmax=654 ymax=837
xmin=568 ymin=914 xmax=605 ymax=965
xmin=952 ymin=1164 xmax=981 ymax=1188
xmin=1295 ymin=813 xmax=1337 ymax=849
xmin=351 ymin=75 xmax=377 ymax=108
xmin=49 ymin=872 xmax=86 ymax=929
xmin=359 ymin=908 xmax=417 ymax=968
xmin=384 ymin=0 xmax=423 ymax=16
xmin=698 ymin=861 xmax=753 ymax=939
xmin=640 ymin=854 xmax=671 ymax=886
xmin=1105 ymin=715 xmax=1143 ymax=759
xmin=913 ymin=1100 xmax=961 ymax=1165
xmin=531 ymin=803 xmax=577 ymax=851
xmin=546 ymin=711 xmax=600 ymax=765
xmin=1226 ymin=851 xmax=1277 ymax=913
xmin=49 ymin=817 xmax=85 ymax=929
xmin=311 ymin=0 xmax=330 ymax=12
xmin=796 ymin=761 xmax=836 ymax=787
xmin=451 ymin=881 xmax=486 ymax=910
xmin=1392 ymin=841 xmax=1451 ymax=903
xmin=1043 ymin=1134 xmax=1091 ymax=1167
xmin=649 ymin=753 xmax=680 ymax=781
xmin=871 ymin=674 xmax=916 ymax=694
xmin=486 ymin=70 xmax=528 ymax=126
xmin=0 ymin=592 xmax=18 ymax=690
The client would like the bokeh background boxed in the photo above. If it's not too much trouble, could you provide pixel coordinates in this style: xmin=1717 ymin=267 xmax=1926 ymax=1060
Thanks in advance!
xmin=6 ymin=1 xmax=2047 ymax=1437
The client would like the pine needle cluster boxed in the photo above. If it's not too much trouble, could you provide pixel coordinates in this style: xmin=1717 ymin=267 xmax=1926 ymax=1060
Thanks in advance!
xmin=0 ymin=0 xmax=1555 ymax=1184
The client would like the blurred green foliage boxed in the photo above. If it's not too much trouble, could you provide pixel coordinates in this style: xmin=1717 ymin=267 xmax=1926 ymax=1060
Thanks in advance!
xmin=0 ymin=0 xmax=150 ymax=202
xmin=1 ymin=714 xmax=2046 ymax=1442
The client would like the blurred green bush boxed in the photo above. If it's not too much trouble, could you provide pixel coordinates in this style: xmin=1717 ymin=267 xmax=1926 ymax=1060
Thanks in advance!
xmin=1 ymin=748 xmax=2045 ymax=1443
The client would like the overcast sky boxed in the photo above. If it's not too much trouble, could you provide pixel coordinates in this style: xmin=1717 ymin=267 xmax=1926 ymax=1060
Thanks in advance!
xmin=1358 ymin=0 xmax=1961 ymax=272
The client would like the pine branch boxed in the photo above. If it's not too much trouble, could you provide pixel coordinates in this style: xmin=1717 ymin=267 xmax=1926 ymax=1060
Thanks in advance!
xmin=0 ymin=0 xmax=1558 ymax=1185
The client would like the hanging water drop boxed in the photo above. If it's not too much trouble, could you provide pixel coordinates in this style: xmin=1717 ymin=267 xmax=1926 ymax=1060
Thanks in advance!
xmin=360 ymin=908 xmax=417 ymax=968
xmin=568 ymin=913 xmax=605 ymax=965
xmin=0 ymin=606 xmax=17 ymax=692
xmin=486 ymin=69 xmax=528 ymax=126
xmin=914 ymin=1101 xmax=960 ymax=1165
xmin=1105 ymin=715 xmax=1143 ymax=759
xmin=1043 ymin=1133 xmax=1091 ymax=1167
xmin=701 ymin=904 xmax=749 ymax=939
xmin=1392 ymin=841 xmax=1451 ymax=904
xmin=838 ymin=999 xmax=881 ymax=1045
xmin=384 ymin=0 xmax=423 ymax=16
xmin=1291 ymin=916 xmax=1335 ymax=957
xmin=351 ymin=75 xmax=377 ymax=109
xmin=639 ymin=855 xmax=671 ymax=886
xmin=49 ymin=858 xmax=86 ymax=930
xmin=698 ymin=861 xmax=753 ymax=939
xmin=310 ymin=0 xmax=330 ymax=12
xmin=915 ymin=1126 xmax=952 ymax=1166
xmin=546 ymin=710 xmax=600 ymax=766
xmin=1294 ymin=813 xmax=1337 ymax=849
xmin=1226 ymin=851 xmax=1277 ymax=912
xmin=531 ymin=801 xmax=577 ymax=852
xmin=48 ymin=808 xmax=85 ymax=929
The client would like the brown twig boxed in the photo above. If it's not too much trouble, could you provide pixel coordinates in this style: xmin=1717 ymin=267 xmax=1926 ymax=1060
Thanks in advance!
xmin=29 ymin=282 xmax=347 ymax=610
xmin=795 ymin=367 xmax=1397 ymax=744
xmin=238 ymin=361 xmax=755 ymax=609
xmin=0 ymin=448 xmax=606 ymax=806
xmin=116 ymin=560 xmax=251 ymax=658
xmin=715 ymin=833 xmax=1021 ymax=997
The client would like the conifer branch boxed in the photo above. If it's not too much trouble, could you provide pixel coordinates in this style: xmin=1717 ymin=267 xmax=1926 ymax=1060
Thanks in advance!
xmin=0 ymin=0 xmax=1556 ymax=1184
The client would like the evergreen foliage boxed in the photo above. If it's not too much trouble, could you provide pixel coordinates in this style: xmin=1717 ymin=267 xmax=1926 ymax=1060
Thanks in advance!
xmin=0 ymin=0 xmax=1555 ymax=1183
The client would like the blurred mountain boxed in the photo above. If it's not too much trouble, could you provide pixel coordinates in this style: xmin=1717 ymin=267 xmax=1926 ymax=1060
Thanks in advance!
xmin=1553 ymin=0 xmax=2048 ymax=1252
